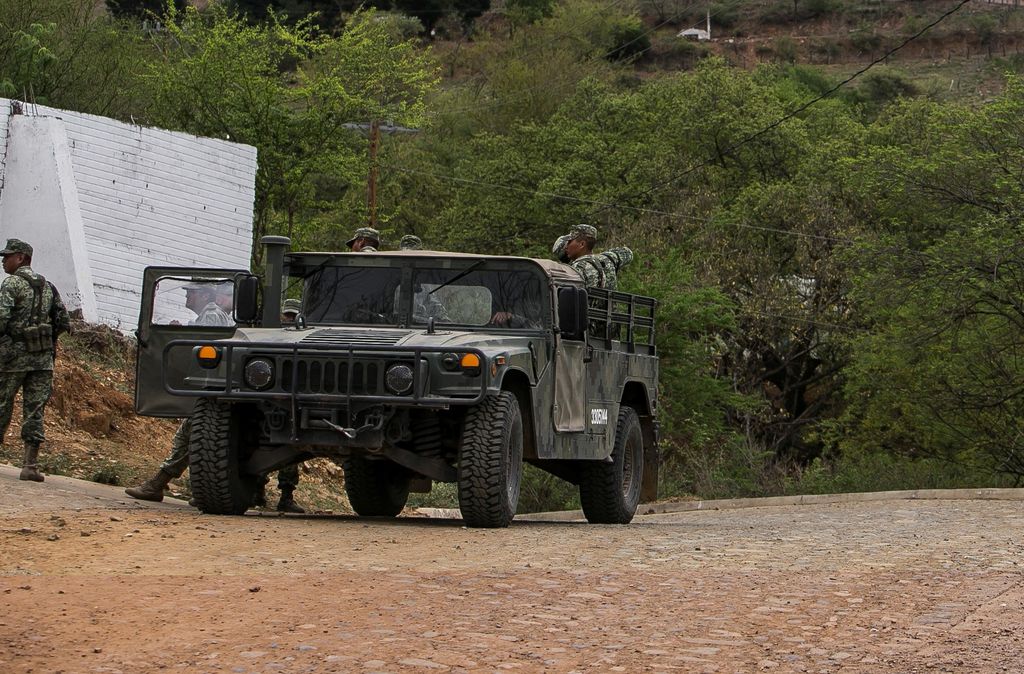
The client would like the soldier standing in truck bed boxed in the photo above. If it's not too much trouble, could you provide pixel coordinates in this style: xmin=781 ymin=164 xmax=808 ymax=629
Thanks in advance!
xmin=346 ymin=227 xmax=381 ymax=252
xmin=0 ymin=238 xmax=71 ymax=482
xmin=552 ymin=224 xmax=633 ymax=290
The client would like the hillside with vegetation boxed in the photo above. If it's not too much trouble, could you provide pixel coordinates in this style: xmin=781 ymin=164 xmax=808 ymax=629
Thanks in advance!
xmin=4 ymin=0 xmax=1024 ymax=507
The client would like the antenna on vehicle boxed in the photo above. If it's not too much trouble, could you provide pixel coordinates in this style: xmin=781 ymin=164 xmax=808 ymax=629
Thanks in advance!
xmin=426 ymin=317 xmax=436 ymax=335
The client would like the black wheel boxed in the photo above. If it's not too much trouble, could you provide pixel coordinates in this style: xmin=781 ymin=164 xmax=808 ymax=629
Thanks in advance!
xmin=458 ymin=391 xmax=524 ymax=528
xmin=189 ymin=399 xmax=259 ymax=515
xmin=343 ymin=454 xmax=410 ymax=517
xmin=579 ymin=406 xmax=644 ymax=524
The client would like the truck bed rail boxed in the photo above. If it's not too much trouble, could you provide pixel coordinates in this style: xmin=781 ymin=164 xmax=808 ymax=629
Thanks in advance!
xmin=586 ymin=288 xmax=656 ymax=356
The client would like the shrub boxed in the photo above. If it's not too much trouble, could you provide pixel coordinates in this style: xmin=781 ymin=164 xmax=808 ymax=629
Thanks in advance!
xmin=517 ymin=464 xmax=579 ymax=513
xmin=606 ymin=16 xmax=651 ymax=62
xmin=91 ymin=462 xmax=123 ymax=486
xmin=783 ymin=452 xmax=1012 ymax=496
xmin=850 ymin=28 xmax=882 ymax=55
xmin=773 ymin=36 xmax=798 ymax=64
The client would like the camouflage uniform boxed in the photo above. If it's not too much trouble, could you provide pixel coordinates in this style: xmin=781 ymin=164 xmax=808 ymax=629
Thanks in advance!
xmin=193 ymin=301 xmax=232 ymax=327
xmin=0 ymin=239 xmax=71 ymax=482
xmin=346 ymin=227 xmax=381 ymax=252
xmin=255 ymin=463 xmax=304 ymax=513
xmin=400 ymin=235 xmax=423 ymax=250
xmin=571 ymin=248 xmax=634 ymax=291
xmin=551 ymin=225 xmax=634 ymax=290
xmin=158 ymin=417 xmax=192 ymax=477
xmin=413 ymin=288 xmax=450 ymax=323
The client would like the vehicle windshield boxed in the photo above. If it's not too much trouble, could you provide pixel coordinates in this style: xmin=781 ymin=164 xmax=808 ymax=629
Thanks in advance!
xmin=303 ymin=267 xmax=402 ymax=325
xmin=301 ymin=262 xmax=547 ymax=329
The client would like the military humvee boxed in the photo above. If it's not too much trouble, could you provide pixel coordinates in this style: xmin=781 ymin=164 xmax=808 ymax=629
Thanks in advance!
xmin=134 ymin=236 xmax=659 ymax=527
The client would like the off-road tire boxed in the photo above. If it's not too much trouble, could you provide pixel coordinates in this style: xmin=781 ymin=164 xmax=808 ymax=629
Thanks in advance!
xmin=189 ymin=398 xmax=258 ymax=515
xmin=343 ymin=455 xmax=410 ymax=517
xmin=579 ymin=406 xmax=643 ymax=524
xmin=457 ymin=391 xmax=524 ymax=528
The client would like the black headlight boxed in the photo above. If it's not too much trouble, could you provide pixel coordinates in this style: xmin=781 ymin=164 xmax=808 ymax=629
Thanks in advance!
xmin=244 ymin=358 xmax=274 ymax=390
xmin=385 ymin=363 xmax=414 ymax=395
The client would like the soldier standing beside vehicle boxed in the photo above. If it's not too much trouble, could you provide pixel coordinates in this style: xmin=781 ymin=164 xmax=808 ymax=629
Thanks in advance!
xmin=250 ymin=298 xmax=306 ymax=513
xmin=0 ymin=239 xmax=71 ymax=482
xmin=125 ymin=281 xmax=233 ymax=502
xmin=552 ymin=224 xmax=633 ymax=290
xmin=346 ymin=227 xmax=381 ymax=252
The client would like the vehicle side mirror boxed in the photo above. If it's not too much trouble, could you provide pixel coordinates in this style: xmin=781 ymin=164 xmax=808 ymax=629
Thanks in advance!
xmin=558 ymin=286 xmax=588 ymax=341
xmin=235 ymin=275 xmax=260 ymax=322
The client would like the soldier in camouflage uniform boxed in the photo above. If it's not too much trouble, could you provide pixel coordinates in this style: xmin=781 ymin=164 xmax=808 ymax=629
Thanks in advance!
xmin=551 ymin=224 xmax=633 ymax=290
xmin=126 ymin=282 xmax=233 ymax=502
xmin=399 ymin=234 xmax=423 ymax=250
xmin=281 ymin=298 xmax=301 ymax=325
xmin=346 ymin=227 xmax=381 ymax=253
xmin=0 ymin=239 xmax=71 ymax=482
xmin=251 ymin=298 xmax=306 ymax=513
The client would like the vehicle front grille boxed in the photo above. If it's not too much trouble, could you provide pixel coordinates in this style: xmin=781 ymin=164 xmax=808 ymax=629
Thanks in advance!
xmin=280 ymin=359 xmax=393 ymax=395
xmin=301 ymin=329 xmax=409 ymax=346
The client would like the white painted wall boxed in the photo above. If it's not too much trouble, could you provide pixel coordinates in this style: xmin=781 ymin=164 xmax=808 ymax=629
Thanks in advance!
xmin=0 ymin=100 xmax=257 ymax=332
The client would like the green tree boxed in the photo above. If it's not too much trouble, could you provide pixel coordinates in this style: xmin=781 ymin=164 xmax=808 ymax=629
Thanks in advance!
xmin=0 ymin=0 xmax=146 ymax=116
xmin=143 ymin=5 xmax=438 ymax=261
xmin=835 ymin=77 xmax=1024 ymax=481
xmin=506 ymin=0 xmax=556 ymax=26
xmin=105 ymin=0 xmax=186 ymax=20
xmin=0 ymin=22 xmax=57 ymax=102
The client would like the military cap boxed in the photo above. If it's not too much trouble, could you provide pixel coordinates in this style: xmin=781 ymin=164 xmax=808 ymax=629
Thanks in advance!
xmin=569 ymin=224 xmax=598 ymax=241
xmin=282 ymin=298 xmax=302 ymax=315
xmin=551 ymin=234 xmax=571 ymax=263
xmin=0 ymin=238 xmax=32 ymax=257
xmin=346 ymin=227 xmax=381 ymax=248
xmin=399 ymin=235 xmax=423 ymax=250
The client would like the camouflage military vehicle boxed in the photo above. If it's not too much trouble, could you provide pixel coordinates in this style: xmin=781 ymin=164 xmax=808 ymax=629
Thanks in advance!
xmin=134 ymin=236 xmax=659 ymax=527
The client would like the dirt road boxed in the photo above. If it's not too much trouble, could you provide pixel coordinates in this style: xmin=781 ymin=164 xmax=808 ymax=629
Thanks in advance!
xmin=1 ymin=465 xmax=1022 ymax=673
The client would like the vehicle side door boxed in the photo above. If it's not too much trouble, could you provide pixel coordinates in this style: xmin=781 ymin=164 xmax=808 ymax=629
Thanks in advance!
xmin=135 ymin=266 xmax=246 ymax=417
xmin=553 ymin=286 xmax=588 ymax=432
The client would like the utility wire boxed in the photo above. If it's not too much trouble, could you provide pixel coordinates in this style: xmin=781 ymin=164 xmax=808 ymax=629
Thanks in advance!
xmin=585 ymin=0 xmax=973 ymax=217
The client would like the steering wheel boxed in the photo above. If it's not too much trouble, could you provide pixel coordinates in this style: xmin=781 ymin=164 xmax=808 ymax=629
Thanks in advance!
xmin=349 ymin=307 xmax=384 ymax=324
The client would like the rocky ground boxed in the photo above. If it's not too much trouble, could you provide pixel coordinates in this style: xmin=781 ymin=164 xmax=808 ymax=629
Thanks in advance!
xmin=1 ymin=466 xmax=1022 ymax=673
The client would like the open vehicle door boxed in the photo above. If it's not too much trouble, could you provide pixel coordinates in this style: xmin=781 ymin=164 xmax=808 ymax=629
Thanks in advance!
xmin=135 ymin=266 xmax=247 ymax=417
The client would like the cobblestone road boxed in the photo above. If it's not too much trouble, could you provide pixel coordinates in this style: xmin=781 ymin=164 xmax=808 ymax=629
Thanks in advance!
xmin=1 ymin=469 xmax=1022 ymax=673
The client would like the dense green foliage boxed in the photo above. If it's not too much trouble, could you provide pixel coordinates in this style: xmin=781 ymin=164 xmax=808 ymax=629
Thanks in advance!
xmin=3 ymin=0 xmax=1023 ymax=501
xmin=143 ymin=4 xmax=437 ymax=258
xmin=105 ymin=0 xmax=186 ymax=20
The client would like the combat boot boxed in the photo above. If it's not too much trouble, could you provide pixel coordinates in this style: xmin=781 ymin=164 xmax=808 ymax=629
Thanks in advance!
xmin=276 ymin=490 xmax=305 ymax=514
xmin=19 ymin=443 xmax=44 ymax=482
xmin=124 ymin=469 xmax=175 ymax=502
xmin=253 ymin=482 xmax=267 ymax=508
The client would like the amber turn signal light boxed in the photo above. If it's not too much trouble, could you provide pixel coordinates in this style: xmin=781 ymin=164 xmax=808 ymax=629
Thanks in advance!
xmin=196 ymin=345 xmax=222 ymax=369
